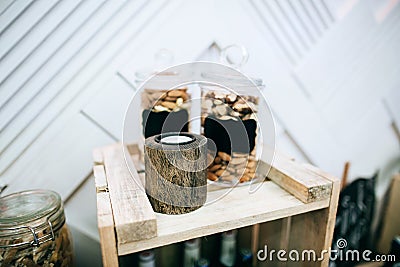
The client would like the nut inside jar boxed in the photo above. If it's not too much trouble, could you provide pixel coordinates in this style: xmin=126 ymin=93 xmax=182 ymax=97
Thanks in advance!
xmin=0 ymin=225 xmax=73 ymax=267
xmin=202 ymin=89 xmax=259 ymax=184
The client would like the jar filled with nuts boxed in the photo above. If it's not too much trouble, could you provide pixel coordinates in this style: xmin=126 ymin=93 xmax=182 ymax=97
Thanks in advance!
xmin=0 ymin=190 xmax=73 ymax=267
xmin=201 ymin=75 xmax=263 ymax=185
xmin=141 ymin=73 xmax=191 ymax=139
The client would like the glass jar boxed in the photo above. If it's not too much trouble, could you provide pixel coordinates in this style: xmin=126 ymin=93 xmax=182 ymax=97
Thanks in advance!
xmin=140 ymin=72 xmax=192 ymax=138
xmin=201 ymin=74 xmax=263 ymax=185
xmin=0 ymin=190 xmax=73 ymax=267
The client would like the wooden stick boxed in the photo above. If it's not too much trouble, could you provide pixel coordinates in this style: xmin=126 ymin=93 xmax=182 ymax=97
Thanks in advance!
xmin=341 ymin=161 xmax=350 ymax=190
xmin=251 ymin=223 xmax=260 ymax=267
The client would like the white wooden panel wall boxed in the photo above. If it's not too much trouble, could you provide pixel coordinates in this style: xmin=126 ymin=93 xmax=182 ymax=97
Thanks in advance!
xmin=1 ymin=0 xmax=399 ymax=264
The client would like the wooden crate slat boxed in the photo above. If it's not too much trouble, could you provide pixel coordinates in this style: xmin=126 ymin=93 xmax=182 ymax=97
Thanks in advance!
xmin=102 ymin=143 xmax=157 ymax=245
xmin=287 ymin=163 xmax=340 ymax=266
xmin=94 ymin=161 xmax=118 ymax=267
xmin=93 ymin=165 xmax=108 ymax=193
xmin=118 ymin=181 xmax=330 ymax=255
xmin=303 ymin=162 xmax=341 ymax=266
xmin=97 ymin=191 xmax=119 ymax=267
xmin=266 ymin=153 xmax=333 ymax=203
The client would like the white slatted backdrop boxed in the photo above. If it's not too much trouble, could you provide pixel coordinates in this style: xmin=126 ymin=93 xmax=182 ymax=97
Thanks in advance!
xmin=1 ymin=0 xmax=399 ymax=265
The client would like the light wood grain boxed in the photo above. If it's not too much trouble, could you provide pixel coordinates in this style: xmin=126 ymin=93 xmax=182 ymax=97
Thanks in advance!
xmin=118 ymin=181 xmax=329 ymax=255
xmin=287 ymin=163 xmax=340 ymax=267
xmin=251 ymin=223 xmax=260 ymax=267
xmin=303 ymin=162 xmax=341 ymax=267
xmin=93 ymin=153 xmax=118 ymax=266
xmin=97 ymin=191 xmax=119 ymax=267
xmin=144 ymin=134 xmax=207 ymax=214
xmin=266 ymin=153 xmax=333 ymax=203
xmin=257 ymin=218 xmax=290 ymax=267
xmin=93 ymin=165 xmax=107 ymax=193
xmin=94 ymin=161 xmax=117 ymax=266
xmin=102 ymin=143 xmax=157 ymax=245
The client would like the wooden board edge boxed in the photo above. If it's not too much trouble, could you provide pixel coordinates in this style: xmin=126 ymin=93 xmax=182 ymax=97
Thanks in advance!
xmin=116 ymin=216 xmax=158 ymax=244
xmin=268 ymin=154 xmax=334 ymax=203
xmin=117 ymin=198 xmax=330 ymax=255
xmin=268 ymin=167 xmax=309 ymax=203
xmin=93 ymin=165 xmax=108 ymax=193
xmin=97 ymin=191 xmax=119 ymax=267
xmin=102 ymin=143 xmax=158 ymax=247
xmin=303 ymin=163 xmax=341 ymax=266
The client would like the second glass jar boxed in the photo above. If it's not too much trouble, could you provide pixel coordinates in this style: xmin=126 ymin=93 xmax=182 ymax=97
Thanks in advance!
xmin=201 ymin=78 xmax=262 ymax=185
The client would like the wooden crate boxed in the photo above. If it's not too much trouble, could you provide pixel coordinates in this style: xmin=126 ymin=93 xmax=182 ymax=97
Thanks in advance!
xmin=93 ymin=143 xmax=340 ymax=267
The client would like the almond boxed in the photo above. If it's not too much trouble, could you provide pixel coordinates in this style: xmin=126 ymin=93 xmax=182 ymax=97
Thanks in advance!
xmin=207 ymin=172 xmax=218 ymax=181
xmin=164 ymin=96 xmax=177 ymax=102
xmin=220 ymin=175 xmax=234 ymax=182
xmin=168 ymin=90 xmax=185 ymax=97
xmin=218 ymin=151 xmax=231 ymax=162
xmin=161 ymin=101 xmax=177 ymax=110
xmin=209 ymin=164 xmax=221 ymax=172
xmin=247 ymin=160 xmax=257 ymax=168
xmin=239 ymin=175 xmax=251 ymax=183
xmin=215 ymin=169 xmax=225 ymax=177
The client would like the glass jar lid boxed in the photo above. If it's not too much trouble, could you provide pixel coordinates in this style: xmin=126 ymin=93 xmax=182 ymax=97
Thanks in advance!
xmin=201 ymin=72 xmax=263 ymax=88
xmin=0 ymin=190 xmax=65 ymax=248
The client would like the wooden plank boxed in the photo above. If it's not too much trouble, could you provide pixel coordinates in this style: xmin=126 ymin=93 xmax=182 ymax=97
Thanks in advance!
xmin=288 ymin=209 xmax=328 ymax=267
xmin=251 ymin=223 xmax=260 ymax=267
xmin=102 ymin=143 xmax=157 ymax=246
xmin=93 ymin=165 xmax=107 ymax=193
xmin=257 ymin=218 xmax=290 ymax=267
xmin=97 ymin=191 xmax=119 ymax=267
xmin=118 ymin=181 xmax=329 ymax=255
xmin=287 ymin=162 xmax=340 ymax=267
xmin=266 ymin=153 xmax=332 ymax=203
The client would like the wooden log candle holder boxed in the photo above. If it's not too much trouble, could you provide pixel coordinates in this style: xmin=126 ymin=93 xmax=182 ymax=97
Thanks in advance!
xmin=144 ymin=132 xmax=208 ymax=214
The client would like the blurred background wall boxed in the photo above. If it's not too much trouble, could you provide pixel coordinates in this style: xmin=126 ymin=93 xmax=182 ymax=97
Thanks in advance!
xmin=0 ymin=0 xmax=399 ymax=265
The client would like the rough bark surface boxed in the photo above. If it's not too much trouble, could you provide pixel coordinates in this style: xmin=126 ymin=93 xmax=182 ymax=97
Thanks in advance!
xmin=144 ymin=133 xmax=207 ymax=214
